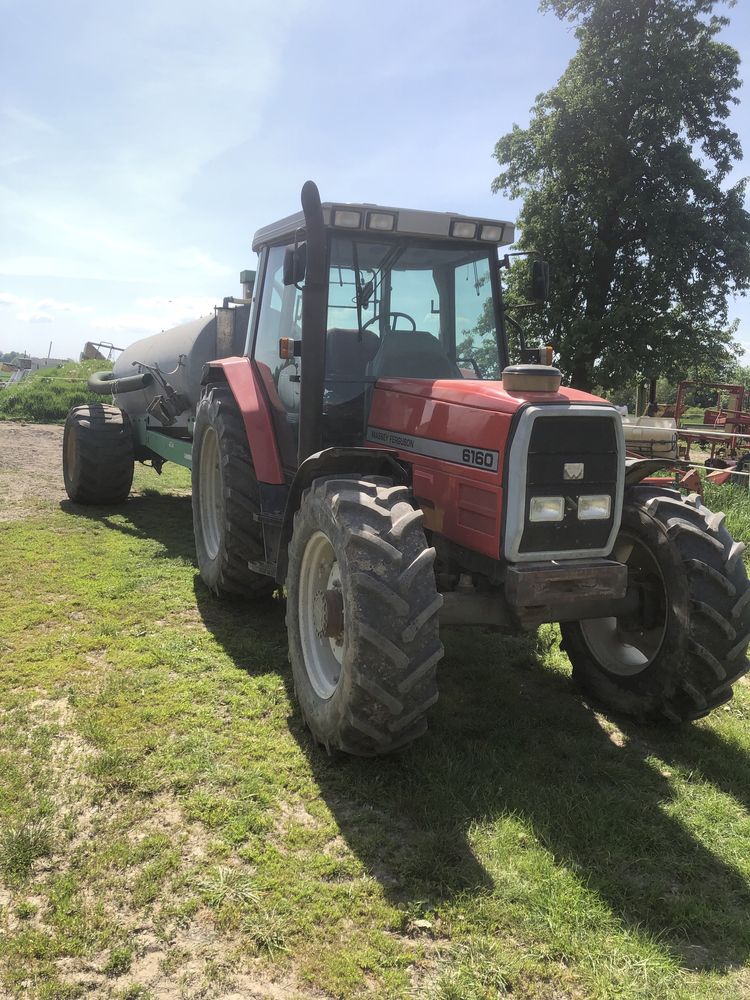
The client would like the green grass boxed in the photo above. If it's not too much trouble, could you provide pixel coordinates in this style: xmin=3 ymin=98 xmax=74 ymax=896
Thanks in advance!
xmin=2 ymin=462 xmax=750 ymax=997
xmin=0 ymin=359 xmax=112 ymax=422
xmin=1 ymin=819 xmax=53 ymax=883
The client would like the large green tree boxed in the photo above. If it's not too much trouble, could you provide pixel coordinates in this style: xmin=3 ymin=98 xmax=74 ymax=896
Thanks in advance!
xmin=493 ymin=0 xmax=750 ymax=392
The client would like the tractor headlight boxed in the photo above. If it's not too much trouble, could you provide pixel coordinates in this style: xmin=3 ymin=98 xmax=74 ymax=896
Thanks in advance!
xmin=577 ymin=495 xmax=612 ymax=520
xmin=333 ymin=209 xmax=362 ymax=228
xmin=529 ymin=496 xmax=565 ymax=522
xmin=367 ymin=211 xmax=396 ymax=231
xmin=480 ymin=224 xmax=504 ymax=242
xmin=450 ymin=220 xmax=478 ymax=239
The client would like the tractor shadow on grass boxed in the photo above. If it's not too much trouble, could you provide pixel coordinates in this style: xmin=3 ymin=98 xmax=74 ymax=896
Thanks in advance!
xmin=60 ymin=493 xmax=197 ymax=564
xmin=62 ymin=494 xmax=750 ymax=971
xmin=200 ymin=594 xmax=750 ymax=973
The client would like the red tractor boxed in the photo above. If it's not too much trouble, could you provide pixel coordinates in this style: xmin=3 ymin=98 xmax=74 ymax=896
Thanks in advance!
xmin=63 ymin=182 xmax=750 ymax=755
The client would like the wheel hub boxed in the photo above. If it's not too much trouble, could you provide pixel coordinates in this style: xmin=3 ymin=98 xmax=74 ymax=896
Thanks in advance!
xmin=315 ymin=588 xmax=344 ymax=639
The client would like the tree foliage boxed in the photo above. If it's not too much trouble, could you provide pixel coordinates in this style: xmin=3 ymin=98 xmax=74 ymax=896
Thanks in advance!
xmin=493 ymin=0 xmax=750 ymax=392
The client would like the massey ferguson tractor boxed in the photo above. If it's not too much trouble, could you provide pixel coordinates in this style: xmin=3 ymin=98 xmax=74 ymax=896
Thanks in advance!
xmin=63 ymin=181 xmax=750 ymax=755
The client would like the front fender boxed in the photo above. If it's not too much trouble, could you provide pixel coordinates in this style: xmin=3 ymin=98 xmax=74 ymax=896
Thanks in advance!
xmin=624 ymin=457 xmax=689 ymax=487
xmin=275 ymin=447 xmax=407 ymax=583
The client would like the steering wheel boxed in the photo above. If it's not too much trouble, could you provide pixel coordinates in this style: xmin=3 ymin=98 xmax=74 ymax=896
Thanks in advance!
xmin=363 ymin=312 xmax=417 ymax=333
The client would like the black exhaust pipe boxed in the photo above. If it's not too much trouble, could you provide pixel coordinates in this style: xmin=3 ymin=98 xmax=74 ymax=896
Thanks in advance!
xmin=298 ymin=180 xmax=326 ymax=465
xmin=88 ymin=370 xmax=153 ymax=395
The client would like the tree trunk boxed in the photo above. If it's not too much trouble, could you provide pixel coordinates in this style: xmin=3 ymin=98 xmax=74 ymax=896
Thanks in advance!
xmin=571 ymin=358 xmax=594 ymax=393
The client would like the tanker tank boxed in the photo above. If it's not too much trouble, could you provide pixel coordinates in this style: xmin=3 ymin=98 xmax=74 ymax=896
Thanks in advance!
xmin=96 ymin=298 xmax=251 ymax=428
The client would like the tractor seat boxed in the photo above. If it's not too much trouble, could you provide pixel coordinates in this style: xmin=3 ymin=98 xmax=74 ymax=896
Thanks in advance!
xmin=325 ymin=328 xmax=381 ymax=402
xmin=326 ymin=328 xmax=380 ymax=375
xmin=367 ymin=330 xmax=462 ymax=381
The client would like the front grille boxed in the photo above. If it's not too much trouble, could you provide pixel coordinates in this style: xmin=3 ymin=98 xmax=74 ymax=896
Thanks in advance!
xmin=503 ymin=404 xmax=624 ymax=562
xmin=519 ymin=414 xmax=619 ymax=554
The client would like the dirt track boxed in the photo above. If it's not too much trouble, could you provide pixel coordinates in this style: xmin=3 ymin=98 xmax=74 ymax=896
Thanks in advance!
xmin=0 ymin=422 xmax=65 ymax=521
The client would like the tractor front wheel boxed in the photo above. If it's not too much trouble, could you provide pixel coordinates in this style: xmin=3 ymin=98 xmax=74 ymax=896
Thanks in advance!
xmin=561 ymin=487 xmax=750 ymax=722
xmin=286 ymin=477 xmax=444 ymax=755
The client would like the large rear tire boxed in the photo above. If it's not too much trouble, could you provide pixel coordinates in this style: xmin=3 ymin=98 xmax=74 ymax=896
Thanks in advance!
xmin=561 ymin=487 xmax=750 ymax=722
xmin=63 ymin=404 xmax=134 ymax=504
xmin=191 ymin=384 xmax=274 ymax=600
xmin=286 ymin=477 xmax=444 ymax=756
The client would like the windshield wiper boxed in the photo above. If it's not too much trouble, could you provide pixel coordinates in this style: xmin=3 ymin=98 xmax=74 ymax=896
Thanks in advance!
xmin=354 ymin=243 xmax=405 ymax=312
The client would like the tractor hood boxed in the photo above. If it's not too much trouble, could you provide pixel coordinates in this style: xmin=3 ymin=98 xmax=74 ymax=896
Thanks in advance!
xmin=374 ymin=377 xmax=610 ymax=415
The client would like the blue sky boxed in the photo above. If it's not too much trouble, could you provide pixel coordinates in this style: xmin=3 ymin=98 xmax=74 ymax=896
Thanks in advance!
xmin=1 ymin=0 xmax=748 ymax=362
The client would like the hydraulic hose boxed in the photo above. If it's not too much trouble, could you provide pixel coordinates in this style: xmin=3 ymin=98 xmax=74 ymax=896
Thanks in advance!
xmin=87 ymin=370 xmax=153 ymax=395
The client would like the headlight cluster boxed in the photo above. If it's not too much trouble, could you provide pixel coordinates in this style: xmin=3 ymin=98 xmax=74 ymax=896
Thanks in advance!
xmin=529 ymin=495 xmax=611 ymax=523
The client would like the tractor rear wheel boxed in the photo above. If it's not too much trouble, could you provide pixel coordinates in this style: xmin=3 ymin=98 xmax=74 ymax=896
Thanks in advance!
xmin=63 ymin=403 xmax=134 ymax=504
xmin=561 ymin=486 xmax=750 ymax=722
xmin=192 ymin=384 xmax=274 ymax=600
xmin=286 ymin=477 xmax=444 ymax=755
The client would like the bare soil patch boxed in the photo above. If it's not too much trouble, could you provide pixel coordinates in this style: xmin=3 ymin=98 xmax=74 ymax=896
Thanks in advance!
xmin=0 ymin=422 xmax=65 ymax=520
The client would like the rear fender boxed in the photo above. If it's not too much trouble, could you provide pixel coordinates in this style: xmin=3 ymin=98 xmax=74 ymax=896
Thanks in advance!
xmin=201 ymin=357 xmax=284 ymax=485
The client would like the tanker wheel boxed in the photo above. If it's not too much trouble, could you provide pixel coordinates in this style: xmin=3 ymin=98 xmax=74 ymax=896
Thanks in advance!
xmin=63 ymin=404 xmax=134 ymax=504
xmin=286 ymin=477 xmax=444 ymax=756
xmin=561 ymin=486 xmax=750 ymax=722
xmin=192 ymin=384 xmax=274 ymax=600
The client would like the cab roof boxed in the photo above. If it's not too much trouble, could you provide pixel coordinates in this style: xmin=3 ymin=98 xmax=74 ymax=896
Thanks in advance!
xmin=251 ymin=202 xmax=515 ymax=253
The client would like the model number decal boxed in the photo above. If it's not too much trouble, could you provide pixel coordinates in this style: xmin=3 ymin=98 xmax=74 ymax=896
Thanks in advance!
xmin=462 ymin=447 xmax=496 ymax=469
xmin=367 ymin=426 xmax=499 ymax=472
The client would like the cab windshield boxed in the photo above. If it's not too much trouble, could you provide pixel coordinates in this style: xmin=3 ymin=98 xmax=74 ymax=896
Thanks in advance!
xmin=325 ymin=236 xmax=504 ymax=386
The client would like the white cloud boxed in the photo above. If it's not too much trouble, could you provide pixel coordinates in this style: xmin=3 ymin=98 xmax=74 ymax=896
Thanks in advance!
xmin=0 ymin=1 xmax=307 ymax=292
xmin=0 ymin=292 xmax=94 ymax=324
xmin=92 ymin=295 xmax=218 ymax=335
xmin=0 ymin=106 xmax=58 ymax=136
xmin=36 ymin=298 xmax=93 ymax=314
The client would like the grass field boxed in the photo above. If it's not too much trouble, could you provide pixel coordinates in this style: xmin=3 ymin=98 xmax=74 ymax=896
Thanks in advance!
xmin=2 ymin=451 xmax=750 ymax=998
xmin=0 ymin=360 xmax=111 ymax=423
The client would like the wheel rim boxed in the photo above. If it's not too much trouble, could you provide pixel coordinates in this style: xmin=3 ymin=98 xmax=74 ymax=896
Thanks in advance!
xmin=298 ymin=531 xmax=345 ymax=700
xmin=199 ymin=426 xmax=223 ymax=561
xmin=580 ymin=532 xmax=667 ymax=677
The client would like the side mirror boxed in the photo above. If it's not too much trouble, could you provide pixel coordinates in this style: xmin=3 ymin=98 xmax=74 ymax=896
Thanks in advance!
xmin=531 ymin=259 xmax=550 ymax=302
xmin=283 ymin=243 xmax=307 ymax=286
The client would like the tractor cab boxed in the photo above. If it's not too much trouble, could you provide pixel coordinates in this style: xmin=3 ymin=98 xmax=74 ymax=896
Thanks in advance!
xmin=248 ymin=187 xmax=515 ymax=471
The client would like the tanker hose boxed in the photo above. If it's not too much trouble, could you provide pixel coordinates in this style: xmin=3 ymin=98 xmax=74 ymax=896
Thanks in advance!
xmin=87 ymin=370 xmax=154 ymax=395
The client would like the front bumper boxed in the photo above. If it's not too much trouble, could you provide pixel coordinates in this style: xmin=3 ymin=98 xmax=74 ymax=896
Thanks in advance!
xmin=506 ymin=558 xmax=629 ymax=629
xmin=438 ymin=557 xmax=635 ymax=631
